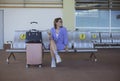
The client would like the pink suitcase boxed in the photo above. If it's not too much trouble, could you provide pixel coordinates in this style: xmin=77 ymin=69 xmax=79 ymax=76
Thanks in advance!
xmin=26 ymin=43 xmax=42 ymax=68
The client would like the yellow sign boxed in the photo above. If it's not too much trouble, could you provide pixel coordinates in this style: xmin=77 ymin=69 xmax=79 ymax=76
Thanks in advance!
xmin=20 ymin=34 xmax=26 ymax=40
xmin=92 ymin=34 xmax=97 ymax=39
xmin=80 ymin=33 xmax=86 ymax=40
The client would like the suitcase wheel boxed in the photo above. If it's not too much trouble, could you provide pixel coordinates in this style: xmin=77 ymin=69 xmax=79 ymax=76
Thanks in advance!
xmin=26 ymin=64 xmax=29 ymax=68
xmin=39 ymin=65 xmax=42 ymax=68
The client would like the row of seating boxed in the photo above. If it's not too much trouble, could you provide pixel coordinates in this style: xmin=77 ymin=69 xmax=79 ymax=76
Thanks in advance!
xmin=9 ymin=30 xmax=120 ymax=49
xmin=42 ymin=31 xmax=120 ymax=50
xmin=91 ymin=32 xmax=120 ymax=48
xmin=6 ymin=30 xmax=98 ymax=63
xmin=6 ymin=30 xmax=120 ymax=63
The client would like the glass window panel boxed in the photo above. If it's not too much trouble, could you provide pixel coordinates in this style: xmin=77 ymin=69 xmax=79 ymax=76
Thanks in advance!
xmin=111 ymin=10 xmax=120 ymax=27
xmin=111 ymin=10 xmax=120 ymax=32
xmin=76 ymin=10 xmax=109 ymax=27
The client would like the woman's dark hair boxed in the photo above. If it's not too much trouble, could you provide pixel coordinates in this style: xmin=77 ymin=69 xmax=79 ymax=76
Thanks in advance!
xmin=54 ymin=17 xmax=63 ymax=29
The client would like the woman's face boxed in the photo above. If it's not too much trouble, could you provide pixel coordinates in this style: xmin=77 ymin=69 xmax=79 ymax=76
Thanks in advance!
xmin=56 ymin=19 xmax=62 ymax=27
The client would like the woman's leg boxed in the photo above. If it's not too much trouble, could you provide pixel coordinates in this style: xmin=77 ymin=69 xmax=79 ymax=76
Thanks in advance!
xmin=50 ymin=40 xmax=57 ymax=53
xmin=50 ymin=49 xmax=56 ymax=68
xmin=50 ymin=40 xmax=62 ymax=67
xmin=50 ymin=40 xmax=57 ymax=67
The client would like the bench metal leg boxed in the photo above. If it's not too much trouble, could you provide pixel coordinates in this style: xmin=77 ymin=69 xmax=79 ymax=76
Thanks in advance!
xmin=90 ymin=52 xmax=97 ymax=62
xmin=6 ymin=52 xmax=16 ymax=64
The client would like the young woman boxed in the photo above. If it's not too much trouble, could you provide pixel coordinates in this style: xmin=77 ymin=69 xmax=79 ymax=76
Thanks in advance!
xmin=48 ymin=17 xmax=68 ymax=68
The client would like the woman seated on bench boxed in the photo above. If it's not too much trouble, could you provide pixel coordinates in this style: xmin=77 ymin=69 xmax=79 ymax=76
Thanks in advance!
xmin=48 ymin=17 xmax=68 ymax=68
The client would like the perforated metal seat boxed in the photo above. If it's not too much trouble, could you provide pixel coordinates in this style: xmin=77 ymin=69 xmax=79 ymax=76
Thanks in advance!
xmin=12 ymin=30 xmax=26 ymax=49
xmin=100 ymin=32 xmax=112 ymax=44
xmin=73 ymin=31 xmax=97 ymax=61
xmin=111 ymin=32 xmax=120 ymax=44
xmin=91 ymin=32 xmax=101 ymax=44
xmin=42 ymin=31 xmax=50 ymax=50
xmin=73 ymin=31 xmax=97 ymax=52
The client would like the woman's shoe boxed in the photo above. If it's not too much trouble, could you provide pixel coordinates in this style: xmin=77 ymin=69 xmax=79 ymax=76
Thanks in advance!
xmin=51 ymin=60 xmax=56 ymax=68
xmin=55 ymin=55 xmax=62 ymax=63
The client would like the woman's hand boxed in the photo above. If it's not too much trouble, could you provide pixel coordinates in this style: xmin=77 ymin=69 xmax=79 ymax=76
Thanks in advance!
xmin=65 ymin=46 xmax=68 ymax=51
xmin=48 ymin=34 xmax=52 ymax=40
xmin=47 ymin=29 xmax=52 ymax=40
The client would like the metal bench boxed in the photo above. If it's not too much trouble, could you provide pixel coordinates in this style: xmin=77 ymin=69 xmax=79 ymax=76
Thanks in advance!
xmin=6 ymin=30 xmax=26 ymax=64
xmin=6 ymin=48 xmax=26 ymax=64
xmin=6 ymin=30 xmax=98 ymax=64
xmin=94 ymin=32 xmax=120 ymax=48
xmin=73 ymin=31 xmax=98 ymax=62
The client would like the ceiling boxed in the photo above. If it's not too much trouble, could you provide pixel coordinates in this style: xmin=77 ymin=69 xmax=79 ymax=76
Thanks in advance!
xmin=0 ymin=0 xmax=62 ymax=3
xmin=0 ymin=0 xmax=63 ymax=8
xmin=75 ymin=0 xmax=120 ymax=10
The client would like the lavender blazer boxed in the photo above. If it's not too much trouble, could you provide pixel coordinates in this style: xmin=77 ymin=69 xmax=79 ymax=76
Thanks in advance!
xmin=50 ymin=27 xmax=68 ymax=50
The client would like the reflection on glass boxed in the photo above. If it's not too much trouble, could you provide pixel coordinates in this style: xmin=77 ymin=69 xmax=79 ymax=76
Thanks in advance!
xmin=76 ymin=9 xmax=120 ymax=32
xmin=111 ymin=11 xmax=120 ymax=27
xmin=76 ymin=10 xmax=109 ymax=27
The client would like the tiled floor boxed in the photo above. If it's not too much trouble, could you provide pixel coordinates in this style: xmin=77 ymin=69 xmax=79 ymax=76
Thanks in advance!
xmin=0 ymin=49 xmax=120 ymax=81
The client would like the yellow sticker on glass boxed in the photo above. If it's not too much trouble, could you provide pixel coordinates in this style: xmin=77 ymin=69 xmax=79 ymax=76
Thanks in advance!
xmin=20 ymin=34 xmax=26 ymax=40
xmin=80 ymin=34 xmax=86 ymax=40
xmin=92 ymin=34 xmax=97 ymax=39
